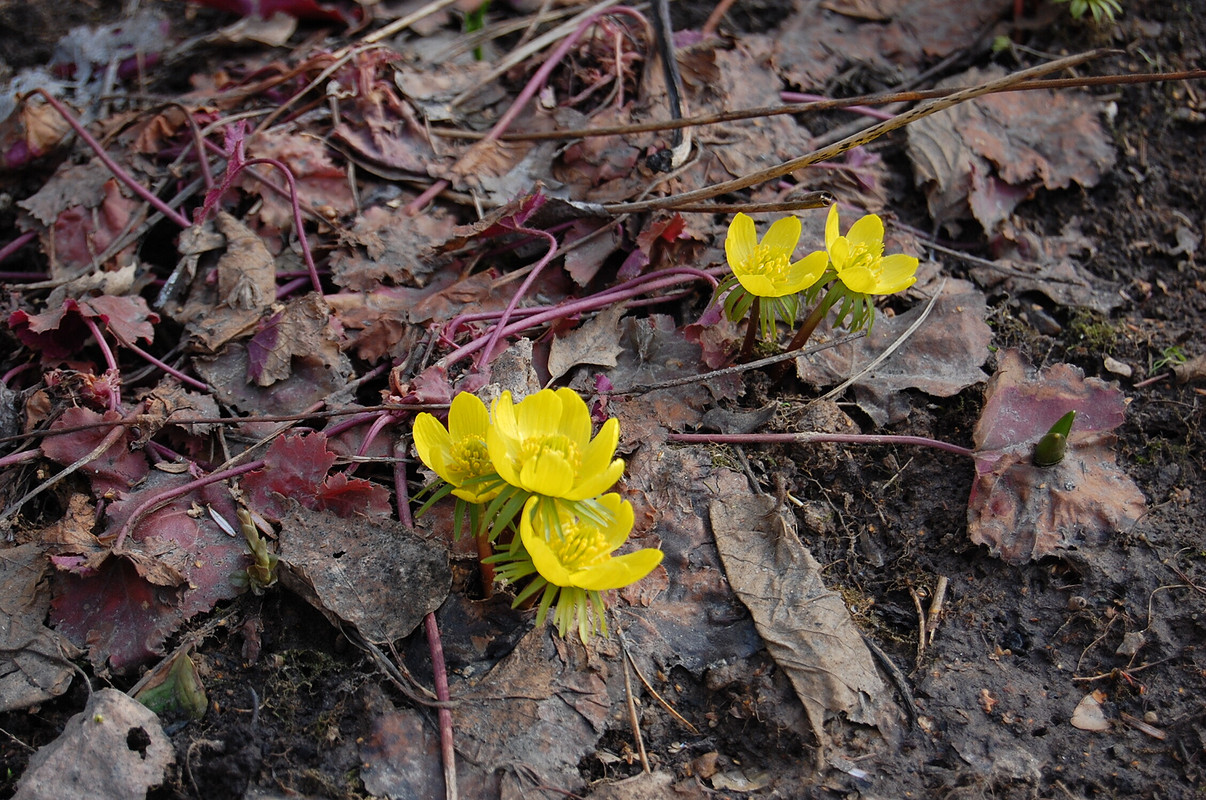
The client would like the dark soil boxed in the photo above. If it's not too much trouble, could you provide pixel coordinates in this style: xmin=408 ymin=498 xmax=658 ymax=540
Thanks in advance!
xmin=1 ymin=1 xmax=1204 ymax=799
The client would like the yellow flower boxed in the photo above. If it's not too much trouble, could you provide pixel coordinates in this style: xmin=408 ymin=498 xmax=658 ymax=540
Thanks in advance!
xmin=492 ymin=493 xmax=661 ymax=638
xmin=520 ymin=494 xmax=661 ymax=592
xmin=412 ymin=392 xmax=502 ymax=504
xmin=487 ymin=388 xmax=624 ymax=501
xmin=725 ymin=213 xmax=829 ymax=298
xmin=825 ymin=204 xmax=918 ymax=295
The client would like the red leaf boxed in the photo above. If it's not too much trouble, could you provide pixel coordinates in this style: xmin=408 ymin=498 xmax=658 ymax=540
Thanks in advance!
xmin=40 ymin=407 xmax=149 ymax=494
xmin=246 ymin=310 xmax=284 ymax=384
xmin=242 ymin=433 xmax=339 ymax=521
xmin=51 ymin=558 xmax=176 ymax=672
xmin=317 ymin=473 xmax=392 ymax=518
xmin=8 ymin=296 xmax=157 ymax=362
xmin=79 ymin=295 xmax=158 ymax=345
xmin=50 ymin=472 xmax=249 ymax=671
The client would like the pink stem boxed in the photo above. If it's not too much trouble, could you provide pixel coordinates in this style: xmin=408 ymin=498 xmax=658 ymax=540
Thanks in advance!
xmin=0 ymin=231 xmax=36 ymax=264
xmin=780 ymin=91 xmax=896 ymax=121
xmin=478 ymin=224 xmax=558 ymax=368
xmin=425 ymin=613 xmax=458 ymax=800
xmin=405 ymin=6 xmax=648 ymax=215
xmin=83 ymin=317 xmax=121 ymax=412
xmin=439 ymin=269 xmax=714 ymax=367
xmin=32 ymin=90 xmax=192 ymax=229
xmin=112 ymin=461 xmax=264 ymax=550
xmin=0 ymin=448 xmax=41 ymax=470
xmin=241 ymin=157 xmax=323 ymax=294
xmin=109 ymin=330 xmax=210 ymax=391
xmin=344 ymin=412 xmax=395 ymax=477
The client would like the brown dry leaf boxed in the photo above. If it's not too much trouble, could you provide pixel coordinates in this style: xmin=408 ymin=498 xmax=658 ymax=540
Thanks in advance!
xmin=214 ymin=211 xmax=276 ymax=314
xmin=907 ymin=66 xmax=1117 ymax=233
xmin=0 ymin=544 xmax=80 ymax=713
xmin=360 ymin=706 xmax=499 ymax=799
xmin=977 ymin=218 xmax=1124 ymax=313
xmin=332 ymin=204 xmax=457 ymax=291
xmin=546 ymin=305 xmax=626 ymax=384
xmin=709 ymin=490 xmax=900 ymax=744
xmin=967 ymin=350 xmax=1147 ymax=564
xmin=13 ymin=689 xmax=172 ymax=800
xmin=451 ymin=627 xmax=610 ymax=795
xmin=1173 ymin=354 xmax=1206 ymax=383
xmin=241 ymin=128 xmax=355 ymax=230
xmin=795 ymin=272 xmax=992 ymax=424
xmin=277 ymin=504 xmax=450 ymax=645
xmin=38 ymin=494 xmax=108 ymax=574
xmin=1070 ymin=689 xmax=1111 ymax=732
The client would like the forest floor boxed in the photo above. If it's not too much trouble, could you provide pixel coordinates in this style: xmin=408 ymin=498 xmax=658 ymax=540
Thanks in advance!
xmin=0 ymin=0 xmax=1204 ymax=798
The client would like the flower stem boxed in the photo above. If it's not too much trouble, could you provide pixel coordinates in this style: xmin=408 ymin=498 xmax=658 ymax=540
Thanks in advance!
xmin=737 ymin=297 xmax=760 ymax=362
xmin=786 ymin=283 xmax=841 ymax=353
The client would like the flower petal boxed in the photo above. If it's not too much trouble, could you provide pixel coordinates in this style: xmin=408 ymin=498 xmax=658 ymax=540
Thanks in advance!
xmin=847 ymin=212 xmax=884 ymax=247
xmin=446 ymin=392 xmax=489 ymax=442
xmin=725 ymin=213 xmax=757 ymax=272
xmin=521 ymin=500 xmax=576 ymax=586
xmin=567 ymin=458 xmax=625 ymax=500
xmin=515 ymin=389 xmax=561 ymax=441
xmin=579 ymin=418 xmax=619 ymax=478
xmin=837 ymin=264 xmax=877 ymax=294
xmin=572 ymin=549 xmax=664 ymax=591
xmin=872 ymin=254 xmax=919 ymax=294
xmin=829 ymin=236 xmax=851 ymax=270
xmin=412 ymin=413 xmax=453 ymax=478
xmin=553 ymin=387 xmax=591 ymax=446
xmin=735 ymin=271 xmax=783 ymax=298
xmin=760 ymin=215 xmax=802 ymax=257
xmin=521 ymin=449 xmax=574 ymax=496
xmin=782 ymin=250 xmax=830 ymax=294
xmin=825 ymin=204 xmax=841 ymax=250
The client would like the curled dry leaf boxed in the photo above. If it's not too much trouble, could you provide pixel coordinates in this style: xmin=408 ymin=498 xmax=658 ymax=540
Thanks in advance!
xmin=967 ymin=350 xmax=1146 ymax=564
xmin=709 ymin=486 xmax=900 ymax=744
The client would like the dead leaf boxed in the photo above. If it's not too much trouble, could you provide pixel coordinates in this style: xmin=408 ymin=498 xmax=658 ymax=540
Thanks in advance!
xmin=546 ymin=305 xmax=626 ymax=384
xmin=1070 ymin=689 xmax=1110 ymax=732
xmin=360 ymin=706 xmax=499 ymax=800
xmin=795 ymin=272 xmax=992 ymax=425
xmin=214 ymin=211 xmax=276 ymax=314
xmin=277 ymin=504 xmax=450 ymax=644
xmin=0 ymin=544 xmax=80 ymax=713
xmin=12 ymin=688 xmax=173 ymax=800
xmin=907 ymin=66 xmax=1116 ymax=232
xmin=709 ymin=489 xmax=900 ymax=744
xmin=967 ymin=350 xmax=1147 ymax=563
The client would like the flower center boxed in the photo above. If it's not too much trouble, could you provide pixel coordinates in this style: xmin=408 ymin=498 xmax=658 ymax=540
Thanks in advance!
xmin=548 ymin=519 xmax=609 ymax=570
xmin=520 ymin=434 xmax=581 ymax=473
xmin=451 ymin=436 xmax=491 ymax=477
xmin=749 ymin=244 xmax=792 ymax=281
xmin=843 ymin=240 xmax=884 ymax=275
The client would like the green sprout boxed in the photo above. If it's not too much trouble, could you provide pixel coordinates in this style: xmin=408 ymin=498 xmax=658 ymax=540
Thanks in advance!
xmin=1034 ymin=410 xmax=1076 ymax=467
xmin=1150 ymin=344 xmax=1188 ymax=373
xmin=1053 ymin=0 xmax=1123 ymax=23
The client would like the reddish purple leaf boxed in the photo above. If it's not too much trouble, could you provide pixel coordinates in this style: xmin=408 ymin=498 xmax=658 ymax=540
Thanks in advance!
xmin=317 ymin=473 xmax=392 ymax=519
xmin=40 ymin=407 xmax=149 ymax=495
xmin=51 ymin=472 xmax=249 ymax=671
xmin=242 ymin=433 xmax=339 ymax=521
xmin=246 ymin=310 xmax=284 ymax=384
xmin=9 ymin=296 xmax=157 ymax=362
xmin=51 ymin=558 xmax=175 ymax=672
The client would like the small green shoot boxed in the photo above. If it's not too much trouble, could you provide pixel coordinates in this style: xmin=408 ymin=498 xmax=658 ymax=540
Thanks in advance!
xmin=1052 ymin=0 xmax=1123 ymax=24
xmin=1034 ymin=410 xmax=1076 ymax=467
xmin=1150 ymin=345 xmax=1188 ymax=373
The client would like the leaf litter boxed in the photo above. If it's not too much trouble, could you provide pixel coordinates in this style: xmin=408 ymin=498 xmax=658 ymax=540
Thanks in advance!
xmin=0 ymin=0 xmax=1201 ymax=797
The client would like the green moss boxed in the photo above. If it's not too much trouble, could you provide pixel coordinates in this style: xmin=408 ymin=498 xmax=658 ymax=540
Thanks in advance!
xmin=1067 ymin=309 xmax=1122 ymax=353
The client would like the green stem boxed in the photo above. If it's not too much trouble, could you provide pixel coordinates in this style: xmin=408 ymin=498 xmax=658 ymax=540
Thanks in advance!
xmin=786 ymin=284 xmax=842 ymax=353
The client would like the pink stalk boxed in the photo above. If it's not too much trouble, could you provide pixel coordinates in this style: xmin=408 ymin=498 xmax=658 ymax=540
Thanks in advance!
xmin=83 ymin=317 xmax=121 ymax=412
xmin=439 ymin=269 xmax=715 ymax=367
xmin=0 ymin=448 xmax=41 ymax=470
xmin=343 ymin=411 xmax=395 ymax=477
xmin=1 ymin=362 xmax=34 ymax=386
xmin=477 ymin=224 xmax=558 ymax=368
xmin=668 ymin=431 xmax=975 ymax=459
xmin=0 ymin=231 xmax=36 ymax=264
xmin=780 ymin=91 xmax=895 ymax=121
xmin=112 ymin=460 xmax=264 ymax=550
xmin=405 ymin=6 xmax=648 ymax=214
xmin=109 ymin=330 xmax=210 ymax=391
xmin=241 ymin=157 xmax=323 ymax=294
xmin=32 ymin=89 xmax=192 ymax=230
